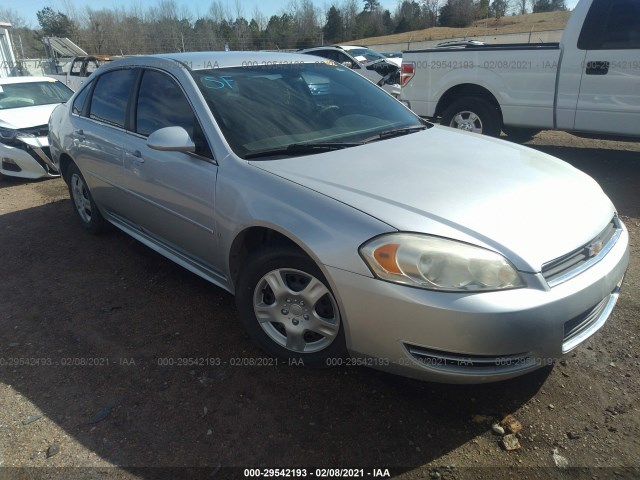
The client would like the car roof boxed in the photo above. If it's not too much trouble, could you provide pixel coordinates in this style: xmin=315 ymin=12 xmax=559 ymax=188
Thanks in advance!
xmin=0 ymin=76 xmax=63 ymax=85
xmin=102 ymin=51 xmax=324 ymax=71
xmin=300 ymin=46 xmax=343 ymax=52
xmin=338 ymin=45 xmax=369 ymax=50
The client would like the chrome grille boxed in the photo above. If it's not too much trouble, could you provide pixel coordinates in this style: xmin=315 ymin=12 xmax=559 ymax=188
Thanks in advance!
xmin=542 ymin=217 xmax=620 ymax=287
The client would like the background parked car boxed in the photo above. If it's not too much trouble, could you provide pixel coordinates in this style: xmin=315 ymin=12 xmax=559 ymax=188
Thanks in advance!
xmin=0 ymin=76 xmax=72 ymax=179
xmin=299 ymin=45 xmax=401 ymax=96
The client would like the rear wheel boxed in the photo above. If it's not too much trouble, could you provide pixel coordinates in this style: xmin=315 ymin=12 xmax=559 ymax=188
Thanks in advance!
xmin=441 ymin=97 xmax=502 ymax=137
xmin=66 ymin=163 xmax=109 ymax=234
xmin=235 ymin=246 xmax=346 ymax=367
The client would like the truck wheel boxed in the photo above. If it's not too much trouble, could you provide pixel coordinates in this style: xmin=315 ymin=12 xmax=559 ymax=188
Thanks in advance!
xmin=503 ymin=126 xmax=541 ymax=143
xmin=441 ymin=97 xmax=502 ymax=137
xmin=235 ymin=246 xmax=347 ymax=368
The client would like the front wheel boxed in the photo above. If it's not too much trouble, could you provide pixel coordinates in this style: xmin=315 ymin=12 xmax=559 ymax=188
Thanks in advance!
xmin=235 ymin=246 xmax=347 ymax=367
xmin=441 ymin=97 xmax=502 ymax=137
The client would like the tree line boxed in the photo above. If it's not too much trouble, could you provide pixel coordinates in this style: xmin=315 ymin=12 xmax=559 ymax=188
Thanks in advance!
xmin=1 ymin=0 xmax=567 ymax=59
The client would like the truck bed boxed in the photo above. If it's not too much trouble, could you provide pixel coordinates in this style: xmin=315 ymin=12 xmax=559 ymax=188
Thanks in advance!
xmin=405 ymin=43 xmax=560 ymax=54
xmin=401 ymin=43 xmax=562 ymax=129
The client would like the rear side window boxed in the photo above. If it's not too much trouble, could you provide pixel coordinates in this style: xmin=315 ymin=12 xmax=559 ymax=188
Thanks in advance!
xmin=578 ymin=0 xmax=640 ymax=50
xmin=89 ymin=69 xmax=137 ymax=128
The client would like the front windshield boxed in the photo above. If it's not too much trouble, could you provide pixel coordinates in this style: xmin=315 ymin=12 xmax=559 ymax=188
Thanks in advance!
xmin=0 ymin=80 xmax=73 ymax=110
xmin=346 ymin=48 xmax=387 ymax=63
xmin=192 ymin=62 xmax=425 ymax=159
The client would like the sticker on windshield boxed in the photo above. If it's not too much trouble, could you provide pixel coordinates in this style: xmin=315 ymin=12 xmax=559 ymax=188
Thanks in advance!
xmin=201 ymin=76 xmax=234 ymax=90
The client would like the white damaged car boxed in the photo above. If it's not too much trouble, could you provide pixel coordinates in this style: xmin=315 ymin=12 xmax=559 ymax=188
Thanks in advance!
xmin=0 ymin=77 xmax=73 ymax=179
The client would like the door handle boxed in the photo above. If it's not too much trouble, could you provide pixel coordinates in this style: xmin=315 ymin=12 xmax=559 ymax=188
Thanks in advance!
xmin=586 ymin=61 xmax=609 ymax=75
xmin=127 ymin=150 xmax=144 ymax=165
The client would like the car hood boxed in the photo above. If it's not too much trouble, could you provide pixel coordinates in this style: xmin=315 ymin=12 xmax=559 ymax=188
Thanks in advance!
xmin=251 ymin=126 xmax=615 ymax=272
xmin=0 ymin=104 xmax=60 ymax=130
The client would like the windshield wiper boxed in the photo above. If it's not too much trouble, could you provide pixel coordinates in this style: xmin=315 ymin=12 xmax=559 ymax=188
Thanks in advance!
xmin=244 ymin=142 xmax=361 ymax=160
xmin=361 ymin=125 xmax=428 ymax=144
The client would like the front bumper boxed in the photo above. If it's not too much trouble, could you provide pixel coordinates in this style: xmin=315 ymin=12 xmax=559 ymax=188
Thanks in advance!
xmin=0 ymin=137 xmax=59 ymax=179
xmin=328 ymin=222 xmax=629 ymax=384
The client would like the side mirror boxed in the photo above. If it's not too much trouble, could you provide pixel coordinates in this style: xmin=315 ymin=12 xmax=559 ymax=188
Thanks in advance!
xmin=341 ymin=61 xmax=354 ymax=69
xmin=147 ymin=126 xmax=195 ymax=153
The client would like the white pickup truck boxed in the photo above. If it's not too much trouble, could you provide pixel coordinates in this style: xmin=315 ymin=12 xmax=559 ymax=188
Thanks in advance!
xmin=400 ymin=0 xmax=640 ymax=140
xmin=48 ymin=55 xmax=115 ymax=91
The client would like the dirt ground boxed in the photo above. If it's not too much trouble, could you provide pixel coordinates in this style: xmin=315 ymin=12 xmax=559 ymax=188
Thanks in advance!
xmin=0 ymin=131 xmax=638 ymax=480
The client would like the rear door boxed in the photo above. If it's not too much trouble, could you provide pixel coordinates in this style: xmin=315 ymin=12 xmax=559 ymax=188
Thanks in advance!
xmin=574 ymin=0 xmax=640 ymax=136
xmin=121 ymin=68 xmax=219 ymax=270
xmin=71 ymin=68 xmax=138 ymax=214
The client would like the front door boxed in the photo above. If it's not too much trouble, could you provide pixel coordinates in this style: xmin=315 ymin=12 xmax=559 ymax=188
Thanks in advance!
xmin=574 ymin=0 xmax=640 ymax=137
xmin=121 ymin=68 xmax=220 ymax=272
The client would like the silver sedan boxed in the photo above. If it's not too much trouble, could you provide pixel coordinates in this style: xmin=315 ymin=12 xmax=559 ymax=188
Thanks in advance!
xmin=48 ymin=52 xmax=629 ymax=383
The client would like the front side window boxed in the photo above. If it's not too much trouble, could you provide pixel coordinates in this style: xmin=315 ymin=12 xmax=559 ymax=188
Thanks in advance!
xmin=0 ymin=80 xmax=73 ymax=110
xmin=89 ymin=69 xmax=137 ymax=128
xmin=191 ymin=62 xmax=426 ymax=159
xmin=578 ymin=0 xmax=640 ymax=50
xmin=85 ymin=60 xmax=100 ymax=75
xmin=136 ymin=70 xmax=212 ymax=158
xmin=136 ymin=70 xmax=195 ymax=136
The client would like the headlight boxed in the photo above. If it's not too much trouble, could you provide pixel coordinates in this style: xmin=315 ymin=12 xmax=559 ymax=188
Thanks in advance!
xmin=360 ymin=233 xmax=524 ymax=292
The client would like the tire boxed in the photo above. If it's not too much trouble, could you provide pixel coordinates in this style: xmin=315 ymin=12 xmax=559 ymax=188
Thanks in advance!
xmin=441 ymin=97 xmax=502 ymax=137
xmin=502 ymin=126 xmax=541 ymax=143
xmin=66 ymin=162 xmax=109 ymax=234
xmin=235 ymin=246 xmax=347 ymax=367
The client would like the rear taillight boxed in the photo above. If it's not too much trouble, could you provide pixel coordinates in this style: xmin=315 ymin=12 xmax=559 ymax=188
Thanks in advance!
xmin=400 ymin=62 xmax=415 ymax=87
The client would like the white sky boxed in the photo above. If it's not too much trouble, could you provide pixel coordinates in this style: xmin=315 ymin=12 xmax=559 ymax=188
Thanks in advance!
xmin=10 ymin=0 xmax=579 ymax=28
